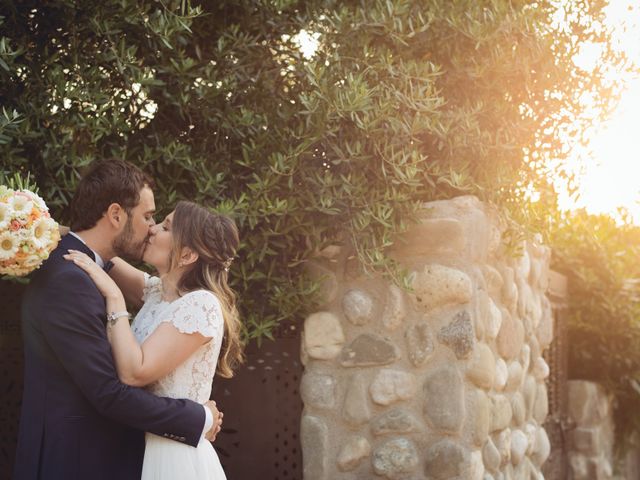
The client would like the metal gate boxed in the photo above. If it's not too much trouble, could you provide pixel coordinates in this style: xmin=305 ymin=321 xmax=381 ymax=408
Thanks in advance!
xmin=542 ymin=271 xmax=570 ymax=480
xmin=212 ymin=324 xmax=303 ymax=480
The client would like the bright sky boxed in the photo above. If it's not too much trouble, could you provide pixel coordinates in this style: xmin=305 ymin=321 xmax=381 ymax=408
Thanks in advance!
xmin=558 ymin=0 xmax=640 ymax=221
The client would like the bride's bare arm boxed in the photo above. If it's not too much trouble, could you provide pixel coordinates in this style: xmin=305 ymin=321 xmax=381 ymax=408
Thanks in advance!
xmin=107 ymin=318 xmax=210 ymax=387
xmin=108 ymin=257 xmax=146 ymax=309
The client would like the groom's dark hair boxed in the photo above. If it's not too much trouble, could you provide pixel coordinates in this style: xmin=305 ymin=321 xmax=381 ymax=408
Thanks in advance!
xmin=69 ymin=159 xmax=154 ymax=231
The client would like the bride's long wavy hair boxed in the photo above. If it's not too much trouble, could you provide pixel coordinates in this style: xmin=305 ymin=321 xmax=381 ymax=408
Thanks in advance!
xmin=169 ymin=201 xmax=244 ymax=378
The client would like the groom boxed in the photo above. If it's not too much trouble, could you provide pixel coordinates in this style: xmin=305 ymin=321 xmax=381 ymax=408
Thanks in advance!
xmin=13 ymin=159 xmax=221 ymax=480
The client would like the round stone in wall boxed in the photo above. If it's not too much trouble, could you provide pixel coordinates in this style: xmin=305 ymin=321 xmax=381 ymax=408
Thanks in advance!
xmin=303 ymin=311 xmax=345 ymax=360
xmin=532 ymin=357 xmax=550 ymax=381
xmin=405 ymin=321 xmax=435 ymax=367
xmin=383 ymin=284 xmax=407 ymax=331
xmin=300 ymin=373 xmax=336 ymax=409
xmin=337 ymin=435 xmax=371 ymax=472
xmin=343 ymin=288 xmax=375 ymax=326
xmin=340 ymin=333 xmax=400 ymax=367
xmin=372 ymin=438 xmax=419 ymax=478
xmin=469 ymin=389 xmax=491 ymax=447
xmin=510 ymin=392 xmax=526 ymax=427
xmin=520 ymin=343 xmax=531 ymax=373
xmin=515 ymin=250 xmax=531 ymax=284
xmin=490 ymin=394 xmax=513 ymax=432
xmin=369 ymin=369 xmax=417 ymax=406
xmin=371 ymin=408 xmax=422 ymax=436
xmin=482 ymin=264 xmax=504 ymax=298
xmin=486 ymin=299 xmax=503 ymax=340
xmin=437 ymin=310 xmax=475 ymax=360
xmin=536 ymin=297 xmax=554 ymax=349
xmin=505 ymin=361 xmax=524 ymax=392
xmin=494 ymin=428 xmax=512 ymax=466
xmin=523 ymin=375 xmax=537 ymax=414
xmin=510 ymin=429 xmax=528 ymax=465
xmin=499 ymin=266 xmax=518 ymax=310
xmin=300 ymin=415 xmax=329 ymax=480
xmin=466 ymin=342 xmax=496 ymax=390
xmin=411 ymin=264 xmax=473 ymax=312
xmin=531 ymin=426 xmax=551 ymax=466
xmin=494 ymin=358 xmax=508 ymax=391
xmin=423 ymin=365 xmax=465 ymax=434
xmin=496 ymin=309 xmax=524 ymax=361
xmin=470 ymin=450 xmax=484 ymax=480
xmin=424 ymin=439 xmax=471 ymax=479
xmin=533 ymin=383 xmax=549 ymax=423
xmin=343 ymin=375 xmax=372 ymax=426
xmin=524 ymin=422 xmax=537 ymax=455
xmin=483 ymin=438 xmax=501 ymax=473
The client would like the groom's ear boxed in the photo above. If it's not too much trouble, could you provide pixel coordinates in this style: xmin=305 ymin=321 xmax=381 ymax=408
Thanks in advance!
xmin=105 ymin=203 xmax=126 ymax=229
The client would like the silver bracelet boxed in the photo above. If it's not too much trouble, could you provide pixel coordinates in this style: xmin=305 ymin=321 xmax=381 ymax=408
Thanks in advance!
xmin=106 ymin=311 xmax=131 ymax=328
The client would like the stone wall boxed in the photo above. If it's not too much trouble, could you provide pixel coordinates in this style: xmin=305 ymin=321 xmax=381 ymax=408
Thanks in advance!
xmin=299 ymin=196 xmax=554 ymax=479
xmin=567 ymin=380 xmax=614 ymax=480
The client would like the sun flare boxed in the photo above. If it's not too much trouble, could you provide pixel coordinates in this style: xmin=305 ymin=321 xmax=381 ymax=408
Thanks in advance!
xmin=559 ymin=0 xmax=640 ymax=221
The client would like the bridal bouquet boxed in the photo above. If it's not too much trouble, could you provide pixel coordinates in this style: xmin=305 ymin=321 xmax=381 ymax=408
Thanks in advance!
xmin=0 ymin=185 xmax=60 ymax=276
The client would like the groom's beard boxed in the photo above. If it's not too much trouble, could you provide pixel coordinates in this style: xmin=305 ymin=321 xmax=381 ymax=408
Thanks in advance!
xmin=113 ymin=217 xmax=147 ymax=261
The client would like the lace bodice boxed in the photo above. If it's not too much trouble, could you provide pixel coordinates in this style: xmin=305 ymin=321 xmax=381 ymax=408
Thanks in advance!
xmin=131 ymin=274 xmax=224 ymax=403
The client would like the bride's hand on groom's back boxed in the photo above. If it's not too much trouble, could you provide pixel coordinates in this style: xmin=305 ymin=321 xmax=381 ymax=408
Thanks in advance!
xmin=204 ymin=400 xmax=224 ymax=442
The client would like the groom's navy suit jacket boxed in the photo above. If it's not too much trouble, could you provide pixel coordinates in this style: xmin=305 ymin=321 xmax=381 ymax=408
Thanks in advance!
xmin=13 ymin=234 xmax=205 ymax=480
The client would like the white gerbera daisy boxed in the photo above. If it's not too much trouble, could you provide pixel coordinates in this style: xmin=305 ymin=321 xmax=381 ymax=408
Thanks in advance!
xmin=32 ymin=217 xmax=50 ymax=248
xmin=0 ymin=231 xmax=19 ymax=260
xmin=22 ymin=190 xmax=48 ymax=212
xmin=0 ymin=202 xmax=10 ymax=230
xmin=10 ymin=193 xmax=33 ymax=218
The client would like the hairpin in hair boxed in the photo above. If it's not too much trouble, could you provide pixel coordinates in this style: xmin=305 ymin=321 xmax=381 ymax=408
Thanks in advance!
xmin=222 ymin=256 xmax=234 ymax=272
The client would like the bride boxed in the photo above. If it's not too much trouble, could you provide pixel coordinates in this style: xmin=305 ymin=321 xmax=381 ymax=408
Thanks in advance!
xmin=64 ymin=200 xmax=244 ymax=479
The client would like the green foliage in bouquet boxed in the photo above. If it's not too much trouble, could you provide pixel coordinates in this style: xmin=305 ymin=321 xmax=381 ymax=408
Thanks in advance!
xmin=0 ymin=170 xmax=38 ymax=193
xmin=0 ymin=0 xmax=623 ymax=346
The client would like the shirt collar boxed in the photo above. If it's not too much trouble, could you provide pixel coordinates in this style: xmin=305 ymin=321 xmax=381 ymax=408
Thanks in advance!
xmin=68 ymin=231 xmax=106 ymax=269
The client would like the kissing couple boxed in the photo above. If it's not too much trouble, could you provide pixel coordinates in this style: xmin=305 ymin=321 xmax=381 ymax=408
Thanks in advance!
xmin=13 ymin=159 xmax=244 ymax=480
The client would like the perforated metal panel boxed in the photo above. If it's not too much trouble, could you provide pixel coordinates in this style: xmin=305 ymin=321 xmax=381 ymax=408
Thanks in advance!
xmin=0 ymin=281 xmax=26 ymax=479
xmin=212 ymin=321 xmax=303 ymax=480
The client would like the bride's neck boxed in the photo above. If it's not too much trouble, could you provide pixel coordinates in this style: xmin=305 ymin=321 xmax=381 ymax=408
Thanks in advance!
xmin=160 ymin=269 xmax=182 ymax=301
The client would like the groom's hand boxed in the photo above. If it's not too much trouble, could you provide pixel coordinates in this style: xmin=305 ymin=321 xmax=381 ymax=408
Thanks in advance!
xmin=204 ymin=400 xmax=224 ymax=442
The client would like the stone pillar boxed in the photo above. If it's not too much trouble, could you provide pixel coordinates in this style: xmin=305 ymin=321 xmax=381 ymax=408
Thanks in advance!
xmin=300 ymin=196 xmax=553 ymax=479
xmin=567 ymin=380 xmax=614 ymax=480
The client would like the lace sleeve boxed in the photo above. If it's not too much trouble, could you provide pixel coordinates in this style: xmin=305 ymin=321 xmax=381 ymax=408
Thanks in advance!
xmin=159 ymin=290 xmax=224 ymax=339
xmin=142 ymin=273 xmax=162 ymax=302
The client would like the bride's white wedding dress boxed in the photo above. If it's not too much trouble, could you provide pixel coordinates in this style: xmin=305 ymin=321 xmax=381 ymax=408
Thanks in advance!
xmin=131 ymin=274 xmax=227 ymax=480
